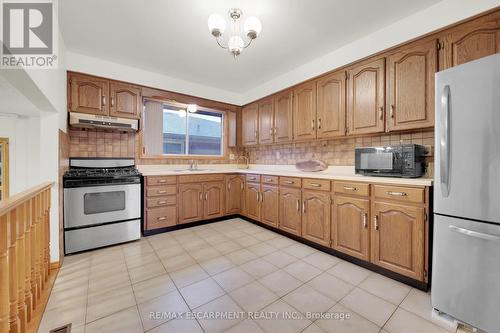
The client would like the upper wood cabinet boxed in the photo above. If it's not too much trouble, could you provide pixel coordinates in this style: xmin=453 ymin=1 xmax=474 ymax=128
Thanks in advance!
xmin=242 ymin=103 xmax=259 ymax=146
xmin=332 ymin=196 xmax=370 ymax=261
xmin=371 ymin=201 xmax=425 ymax=281
xmin=316 ymin=71 xmax=347 ymax=138
xmin=226 ymin=175 xmax=245 ymax=215
xmin=258 ymin=98 xmax=274 ymax=145
xmin=273 ymin=90 xmax=293 ymax=143
xmin=293 ymin=81 xmax=317 ymax=141
xmin=387 ymin=40 xmax=437 ymax=131
xmin=261 ymin=185 xmax=279 ymax=227
xmin=69 ymin=74 xmax=109 ymax=116
xmin=109 ymin=82 xmax=141 ymax=119
xmin=301 ymin=190 xmax=331 ymax=247
xmin=178 ymin=183 xmax=204 ymax=224
xmin=245 ymin=182 xmax=261 ymax=220
xmin=279 ymin=187 xmax=301 ymax=236
xmin=203 ymin=182 xmax=225 ymax=219
xmin=347 ymin=58 xmax=386 ymax=135
xmin=443 ymin=12 xmax=500 ymax=69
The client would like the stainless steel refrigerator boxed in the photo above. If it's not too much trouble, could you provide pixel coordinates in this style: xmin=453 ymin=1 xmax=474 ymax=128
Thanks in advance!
xmin=432 ymin=53 xmax=500 ymax=333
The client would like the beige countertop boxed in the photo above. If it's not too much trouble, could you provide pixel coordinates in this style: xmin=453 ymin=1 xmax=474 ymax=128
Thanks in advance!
xmin=137 ymin=164 xmax=433 ymax=187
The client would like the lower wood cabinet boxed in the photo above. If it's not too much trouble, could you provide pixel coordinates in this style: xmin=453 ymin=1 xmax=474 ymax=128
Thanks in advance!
xmin=332 ymin=196 xmax=370 ymax=261
xmin=226 ymin=175 xmax=245 ymax=214
xmin=261 ymin=185 xmax=279 ymax=227
xmin=279 ymin=187 xmax=302 ymax=236
xmin=301 ymin=190 xmax=331 ymax=247
xmin=245 ymin=182 xmax=261 ymax=221
xmin=371 ymin=201 xmax=425 ymax=281
xmin=203 ymin=182 xmax=225 ymax=219
xmin=146 ymin=206 xmax=177 ymax=229
xmin=178 ymin=183 xmax=204 ymax=224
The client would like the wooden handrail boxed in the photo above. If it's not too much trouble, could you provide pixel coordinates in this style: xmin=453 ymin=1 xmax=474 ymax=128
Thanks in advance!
xmin=0 ymin=181 xmax=54 ymax=333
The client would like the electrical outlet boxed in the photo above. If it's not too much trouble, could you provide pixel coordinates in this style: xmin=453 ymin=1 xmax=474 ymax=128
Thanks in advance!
xmin=423 ymin=145 xmax=433 ymax=156
xmin=229 ymin=153 xmax=235 ymax=160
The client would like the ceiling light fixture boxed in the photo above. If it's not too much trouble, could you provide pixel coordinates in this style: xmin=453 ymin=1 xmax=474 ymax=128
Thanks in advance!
xmin=208 ymin=8 xmax=262 ymax=58
xmin=187 ymin=104 xmax=197 ymax=113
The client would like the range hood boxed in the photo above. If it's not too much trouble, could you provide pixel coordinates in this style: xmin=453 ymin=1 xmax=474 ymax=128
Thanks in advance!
xmin=69 ymin=112 xmax=139 ymax=132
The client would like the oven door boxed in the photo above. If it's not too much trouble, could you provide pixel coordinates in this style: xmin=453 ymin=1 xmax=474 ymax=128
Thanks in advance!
xmin=64 ymin=183 xmax=141 ymax=229
xmin=355 ymin=147 xmax=402 ymax=175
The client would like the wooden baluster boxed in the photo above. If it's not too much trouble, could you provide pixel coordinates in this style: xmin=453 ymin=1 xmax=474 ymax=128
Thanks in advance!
xmin=15 ymin=207 xmax=26 ymax=332
xmin=23 ymin=201 xmax=32 ymax=322
xmin=35 ymin=195 xmax=42 ymax=297
xmin=44 ymin=190 xmax=50 ymax=280
xmin=0 ymin=214 xmax=10 ymax=333
xmin=8 ymin=210 xmax=20 ymax=333
xmin=30 ymin=196 xmax=38 ymax=307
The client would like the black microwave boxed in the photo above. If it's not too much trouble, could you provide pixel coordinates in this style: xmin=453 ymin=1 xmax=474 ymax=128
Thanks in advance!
xmin=355 ymin=144 xmax=426 ymax=178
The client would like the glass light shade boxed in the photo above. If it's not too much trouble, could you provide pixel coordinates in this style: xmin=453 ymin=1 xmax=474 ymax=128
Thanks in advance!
xmin=228 ymin=36 xmax=244 ymax=55
xmin=208 ymin=13 xmax=226 ymax=37
xmin=244 ymin=16 xmax=262 ymax=39
xmin=187 ymin=104 xmax=197 ymax=113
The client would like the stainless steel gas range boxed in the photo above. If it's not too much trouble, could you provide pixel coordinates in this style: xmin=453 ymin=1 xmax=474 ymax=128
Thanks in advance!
xmin=63 ymin=158 xmax=141 ymax=254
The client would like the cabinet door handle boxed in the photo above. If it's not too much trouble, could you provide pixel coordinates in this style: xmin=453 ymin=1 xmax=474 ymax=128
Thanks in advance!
xmin=311 ymin=119 xmax=315 ymax=130
xmin=254 ymin=130 xmax=258 ymax=139
xmin=274 ymin=127 xmax=277 ymax=135
xmin=111 ymin=96 xmax=115 ymax=107
xmin=374 ymin=215 xmax=379 ymax=231
xmin=387 ymin=191 xmax=407 ymax=197
xmin=157 ymin=217 xmax=166 ymax=221
xmin=363 ymin=213 xmax=368 ymax=228
xmin=199 ymin=192 xmax=202 ymax=201
xmin=158 ymin=201 xmax=167 ymax=205
xmin=343 ymin=186 xmax=357 ymax=191
xmin=317 ymin=118 xmax=322 ymax=129
xmin=102 ymin=96 xmax=106 ymax=106
xmin=228 ymin=183 xmax=231 ymax=190
xmin=390 ymin=105 xmax=394 ymax=118
xmin=240 ymin=183 xmax=244 ymax=190
xmin=205 ymin=192 xmax=208 ymax=201
xmin=270 ymin=128 xmax=273 ymax=137
xmin=379 ymin=106 xmax=384 ymax=120
xmin=296 ymin=200 xmax=300 ymax=212
xmin=302 ymin=201 xmax=306 ymax=213
xmin=256 ymin=191 xmax=259 ymax=202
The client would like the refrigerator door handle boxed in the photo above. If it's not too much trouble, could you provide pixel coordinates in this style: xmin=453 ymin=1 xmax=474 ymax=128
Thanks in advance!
xmin=440 ymin=85 xmax=451 ymax=197
xmin=449 ymin=225 xmax=500 ymax=242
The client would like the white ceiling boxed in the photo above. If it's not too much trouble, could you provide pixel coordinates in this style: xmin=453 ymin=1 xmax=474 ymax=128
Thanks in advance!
xmin=60 ymin=0 xmax=441 ymax=94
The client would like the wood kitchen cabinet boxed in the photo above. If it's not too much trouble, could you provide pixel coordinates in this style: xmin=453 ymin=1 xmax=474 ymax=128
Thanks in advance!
xmin=301 ymin=190 xmax=331 ymax=247
xmin=203 ymin=182 xmax=225 ymax=219
xmin=347 ymin=58 xmax=386 ymax=135
xmin=316 ymin=71 xmax=347 ymax=138
xmin=258 ymin=98 xmax=274 ymax=144
xmin=245 ymin=182 xmax=261 ymax=220
xmin=273 ymin=90 xmax=293 ymax=143
xmin=279 ymin=187 xmax=302 ymax=236
xmin=178 ymin=183 xmax=204 ymax=224
xmin=144 ymin=176 xmax=178 ymax=231
xmin=293 ymin=81 xmax=317 ymax=141
xmin=332 ymin=196 xmax=370 ymax=261
xmin=261 ymin=185 xmax=279 ymax=227
xmin=69 ymin=74 xmax=109 ymax=116
xmin=109 ymin=82 xmax=142 ymax=119
xmin=371 ymin=201 xmax=425 ymax=281
xmin=242 ymin=103 xmax=259 ymax=146
xmin=387 ymin=40 xmax=437 ymax=131
xmin=226 ymin=175 xmax=245 ymax=214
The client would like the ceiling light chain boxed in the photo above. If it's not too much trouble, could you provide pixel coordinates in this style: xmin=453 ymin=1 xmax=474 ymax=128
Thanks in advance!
xmin=208 ymin=8 xmax=262 ymax=58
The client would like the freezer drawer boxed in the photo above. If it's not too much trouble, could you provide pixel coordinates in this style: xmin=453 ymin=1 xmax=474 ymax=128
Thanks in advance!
xmin=64 ymin=219 xmax=141 ymax=254
xmin=432 ymin=214 xmax=500 ymax=333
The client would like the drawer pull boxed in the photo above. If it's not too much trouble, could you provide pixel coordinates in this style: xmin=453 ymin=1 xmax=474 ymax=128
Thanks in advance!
xmin=284 ymin=180 xmax=294 ymax=184
xmin=309 ymin=183 xmax=321 ymax=187
xmin=343 ymin=186 xmax=357 ymax=191
xmin=157 ymin=201 xmax=167 ymax=205
xmin=157 ymin=217 xmax=167 ymax=221
xmin=265 ymin=178 xmax=272 ymax=182
xmin=249 ymin=177 xmax=257 ymax=180
xmin=387 ymin=191 xmax=407 ymax=197
xmin=158 ymin=190 xmax=167 ymax=194
xmin=362 ymin=213 xmax=368 ymax=228
xmin=374 ymin=215 xmax=379 ymax=231
xmin=158 ymin=179 xmax=167 ymax=183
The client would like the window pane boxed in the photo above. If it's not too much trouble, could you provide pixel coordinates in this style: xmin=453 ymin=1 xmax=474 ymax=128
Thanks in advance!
xmin=163 ymin=107 xmax=187 ymax=154
xmin=188 ymin=111 xmax=223 ymax=155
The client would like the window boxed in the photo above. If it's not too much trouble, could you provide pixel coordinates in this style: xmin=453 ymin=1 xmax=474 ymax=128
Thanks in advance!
xmin=162 ymin=105 xmax=223 ymax=156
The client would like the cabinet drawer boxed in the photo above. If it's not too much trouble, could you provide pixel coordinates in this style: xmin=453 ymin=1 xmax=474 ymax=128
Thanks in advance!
xmin=303 ymin=178 xmax=331 ymax=191
xmin=262 ymin=175 xmax=279 ymax=185
xmin=374 ymin=185 xmax=425 ymax=204
xmin=333 ymin=181 xmax=370 ymax=196
xmin=146 ymin=185 xmax=177 ymax=197
xmin=279 ymin=177 xmax=302 ymax=188
xmin=246 ymin=174 xmax=261 ymax=183
xmin=146 ymin=206 xmax=177 ymax=230
xmin=147 ymin=176 xmax=176 ymax=186
xmin=179 ymin=174 xmax=225 ymax=183
xmin=146 ymin=195 xmax=177 ymax=208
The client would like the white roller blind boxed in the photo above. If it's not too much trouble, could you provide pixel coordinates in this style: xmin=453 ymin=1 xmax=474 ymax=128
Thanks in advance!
xmin=143 ymin=100 xmax=163 ymax=155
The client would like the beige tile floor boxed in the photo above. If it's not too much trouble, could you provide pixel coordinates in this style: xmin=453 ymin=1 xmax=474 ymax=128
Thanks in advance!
xmin=38 ymin=218 xmax=464 ymax=333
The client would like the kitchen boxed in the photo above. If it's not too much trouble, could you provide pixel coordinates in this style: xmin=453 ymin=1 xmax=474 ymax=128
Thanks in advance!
xmin=0 ymin=1 xmax=499 ymax=333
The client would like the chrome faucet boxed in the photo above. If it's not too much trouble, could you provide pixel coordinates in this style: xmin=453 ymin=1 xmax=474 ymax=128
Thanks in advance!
xmin=189 ymin=160 xmax=198 ymax=170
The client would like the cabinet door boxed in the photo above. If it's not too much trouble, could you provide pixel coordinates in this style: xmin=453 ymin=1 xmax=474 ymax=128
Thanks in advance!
xmin=261 ymin=185 xmax=279 ymax=227
xmin=387 ymin=40 xmax=437 ymax=131
xmin=273 ymin=90 xmax=293 ymax=143
xmin=293 ymin=81 xmax=317 ymax=141
xmin=347 ymin=58 xmax=385 ymax=135
xmin=178 ymin=183 xmax=203 ymax=224
xmin=316 ymin=71 xmax=346 ymax=138
xmin=69 ymin=74 xmax=109 ymax=116
xmin=443 ymin=15 xmax=500 ymax=69
xmin=242 ymin=103 xmax=259 ymax=146
xmin=301 ymin=191 xmax=331 ymax=247
xmin=245 ymin=182 xmax=261 ymax=220
xmin=279 ymin=187 xmax=301 ymax=236
xmin=204 ymin=182 xmax=225 ymax=219
xmin=371 ymin=201 xmax=425 ymax=281
xmin=109 ymin=82 xmax=142 ymax=119
xmin=258 ymin=98 xmax=274 ymax=144
xmin=332 ymin=196 xmax=370 ymax=261
xmin=226 ymin=176 xmax=244 ymax=214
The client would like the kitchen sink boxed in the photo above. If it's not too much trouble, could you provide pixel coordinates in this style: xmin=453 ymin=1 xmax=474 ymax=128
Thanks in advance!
xmin=172 ymin=169 xmax=210 ymax=172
